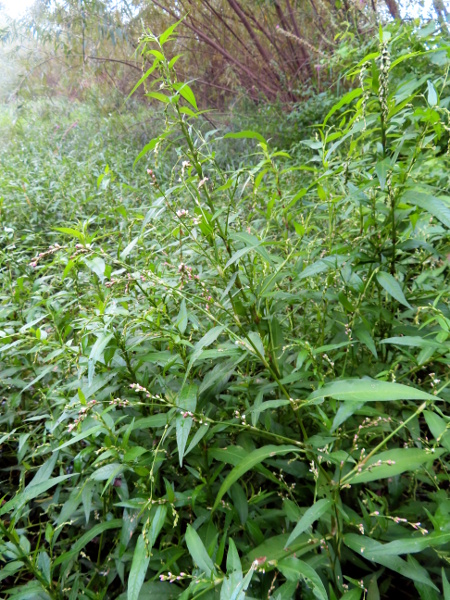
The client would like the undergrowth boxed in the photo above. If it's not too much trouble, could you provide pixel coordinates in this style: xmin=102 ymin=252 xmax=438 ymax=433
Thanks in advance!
xmin=1 ymin=19 xmax=450 ymax=600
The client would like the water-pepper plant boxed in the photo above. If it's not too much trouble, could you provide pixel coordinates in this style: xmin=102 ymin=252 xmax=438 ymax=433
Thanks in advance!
xmin=0 ymin=19 xmax=449 ymax=600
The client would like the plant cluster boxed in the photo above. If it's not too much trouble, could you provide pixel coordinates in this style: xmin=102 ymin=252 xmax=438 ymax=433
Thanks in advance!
xmin=0 ymin=19 xmax=450 ymax=600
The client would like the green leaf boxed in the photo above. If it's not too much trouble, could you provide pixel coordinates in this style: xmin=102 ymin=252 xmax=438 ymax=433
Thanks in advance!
xmin=90 ymin=463 xmax=124 ymax=482
xmin=128 ymin=415 xmax=169 ymax=431
xmin=3 ymin=580 xmax=50 ymax=599
xmin=323 ymin=88 xmax=363 ymax=126
xmin=221 ymin=539 xmax=244 ymax=600
xmin=53 ymin=519 xmax=122 ymax=567
xmin=124 ymin=446 xmax=148 ymax=462
xmin=229 ymin=483 xmax=248 ymax=525
xmin=381 ymin=336 xmax=442 ymax=348
xmin=212 ymin=445 xmax=298 ymax=512
xmin=278 ymin=557 xmax=328 ymax=600
xmin=88 ymin=331 xmax=114 ymax=385
xmin=134 ymin=138 xmax=159 ymax=167
xmin=341 ymin=591 xmax=362 ymax=600
xmin=185 ymin=423 xmax=210 ymax=458
xmin=145 ymin=91 xmax=170 ymax=103
xmin=367 ymin=577 xmax=380 ymax=600
xmin=286 ymin=499 xmax=332 ymax=547
xmin=270 ymin=581 xmax=299 ymax=599
xmin=121 ymin=237 xmax=139 ymax=259
xmin=402 ymin=191 xmax=450 ymax=228
xmin=442 ymin=568 xmax=450 ymax=600
xmin=230 ymin=563 xmax=256 ymax=600
xmin=53 ymin=425 xmax=104 ymax=451
xmin=427 ymin=80 xmax=438 ymax=106
xmin=53 ymin=226 xmax=84 ymax=241
xmin=128 ymin=62 xmax=159 ymax=98
xmin=344 ymin=534 xmax=439 ymax=590
xmin=224 ymin=130 xmax=266 ymax=144
xmin=168 ymin=54 xmax=182 ymax=69
xmin=0 ymin=561 xmax=23 ymax=583
xmin=118 ymin=582 xmax=181 ymax=600
xmin=246 ymin=331 xmax=265 ymax=358
xmin=376 ymin=272 xmax=412 ymax=309
xmin=0 ymin=475 xmax=74 ymax=516
xmin=186 ymin=326 xmax=225 ymax=375
xmin=376 ymin=532 xmax=450 ymax=555
xmin=26 ymin=453 xmax=58 ymax=489
xmin=37 ymin=552 xmax=51 ymax=585
xmin=176 ymin=299 xmax=188 ymax=334
xmin=424 ymin=411 xmax=450 ymax=452
xmin=375 ymin=158 xmax=390 ymax=191
xmin=307 ymin=378 xmax=437 ymax=404
xmin=149 ymin=504 xmax=167 ymax=545
xmin=119 ymin=509 xmax=139 ymax=557
xmin=128 ymin=534 xmax=150 ymax=600
xmin=160 ymin=18 xmax=183 ymax=45
xmin=185 ymin=524 xmax=215 ymax=577
xmin=346 ymin=447 xmax=445 ymax=484
xmin=298 ymin=255 xmax=347 ymax=280
xmin=179 ymin=106 xmax=199 ymax=118
xmin=245 ymin=532 xmax=318 ymax=567
xmin=227 ymin=538 xmax=242 ymax=574
xmin=173 ymin=82 xmax=198 ymax=110
xmin=225 ymin=243 xmax=261 ymax=270
xmin=175 ymin=385 xmax=197 ymax=466
xmin=127 ymin=505 xmax=167 ymax=600
xmin=354 ymin=327 xmax=378 ymax=359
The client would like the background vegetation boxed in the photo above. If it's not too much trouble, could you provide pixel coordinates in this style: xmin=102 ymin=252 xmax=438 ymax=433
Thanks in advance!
xmin=0 ymin=2 xmax=449 ymax=599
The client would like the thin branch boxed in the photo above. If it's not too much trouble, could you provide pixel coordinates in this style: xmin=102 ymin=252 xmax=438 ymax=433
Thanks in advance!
xmin=87 ymin=56 xmax=142 ymax=71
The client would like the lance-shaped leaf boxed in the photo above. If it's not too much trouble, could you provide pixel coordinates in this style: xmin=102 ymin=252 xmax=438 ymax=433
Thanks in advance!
xmin=286 ymin=499 xmax=332 ymax=547
xmin=344 ymin=534 xmax=439 ymax=590
xmin=185 ymin=524 xmax=215 ymax=577
xmin=175 ymin=385 xmax=197 ymax=466
xmin=278 ymin=557 xmax=328 ymax=600
xmin=345 ymin=447 xmax=445 ymax=484
xmin=212 ymin=445 xmax=298 ymax=512
xmin=376 ymin=272 xmax=412 ymax=309
xmin=128 ymin=505 xmax=167 ymax=600
xmin=307 ymin=378 xmax=438 ymax=405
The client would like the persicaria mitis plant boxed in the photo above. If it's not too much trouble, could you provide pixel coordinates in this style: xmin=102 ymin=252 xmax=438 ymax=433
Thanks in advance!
xmin=0 ymin=18 xmax=449 ymax=600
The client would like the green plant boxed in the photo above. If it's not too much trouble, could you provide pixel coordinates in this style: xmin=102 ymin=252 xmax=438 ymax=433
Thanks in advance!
xmin=0 ymin=19 xmax=449 ymax=600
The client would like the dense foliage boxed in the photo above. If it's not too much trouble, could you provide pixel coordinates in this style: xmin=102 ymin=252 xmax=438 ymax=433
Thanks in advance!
xmin=1 ymin=18 xmax=450 ymax=600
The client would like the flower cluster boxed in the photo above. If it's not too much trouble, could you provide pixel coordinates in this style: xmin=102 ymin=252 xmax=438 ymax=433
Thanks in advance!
xmin=379 ymin=42 xmax=391 ymax=120
xmin=177 ymin=408 xmax=208 ymax=426
xmin=68 ymin=399 xmax=97 ymax=432
xmin=370 ymin=511 xmax=429 ymax=535
xmin=159 ymin=571 xmax=188 ymax=583
xmin=104 ymin=278 xmax=118 ymax=288
xmin=130 ymin=383 xmax=152 ymax=398
xmin=234 ymin=409 xmax=247 ymax=425
xmin=180 ymin=160 xmax=191 ymax=179
xmin=70 ymin=243 xmax=92 ymax=260
xmin=30 ymin=243 xmax=63 ymax=268
xmin=108 ymin=397 xmax=129 ymax=408
xmin=351 ymin=415 xmax=391 ymax=450
xmin=147 ymin=169 xmax=158 ymax=186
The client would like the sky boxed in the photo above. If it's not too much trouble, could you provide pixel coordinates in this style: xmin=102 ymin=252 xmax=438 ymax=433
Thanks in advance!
xmin=1 ymin=0 xmax=36 ymax=19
